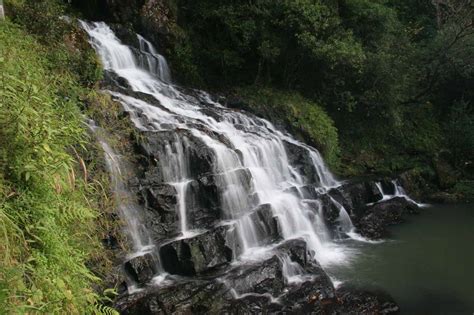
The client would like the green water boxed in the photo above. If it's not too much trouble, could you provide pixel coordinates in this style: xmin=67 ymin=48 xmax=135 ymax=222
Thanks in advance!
xmin=330 ymin=204 xmax=474 ymax=315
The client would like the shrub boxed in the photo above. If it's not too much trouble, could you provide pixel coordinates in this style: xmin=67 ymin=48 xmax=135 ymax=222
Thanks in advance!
xmin=235 ymin=87 xmax=340 ymax=169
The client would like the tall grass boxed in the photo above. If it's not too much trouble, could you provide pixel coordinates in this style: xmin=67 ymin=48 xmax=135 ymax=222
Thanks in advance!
xmin=0 ymin=20 xmax=116 ymax=314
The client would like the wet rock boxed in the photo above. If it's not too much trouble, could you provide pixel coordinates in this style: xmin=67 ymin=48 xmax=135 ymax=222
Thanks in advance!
xmin=144 ymin=184 xmax=177 ymax=215
xmin=248 ymin=204 xmax=281 ymax=244
xmin=102 ymin=70 xmax=132 ymax=90
xmin=123 ymin=253 xmax=158 ymax=285
xmin=115 ymin=279 xmax=229 ymax=314
xmin=109 ymin=23 xmax=140 ymax=48
xmin=101 ymin=232 xmax=119 ymax=250
xmin=138 ymin=130 xmax=216 ymax=179
xmin=115 ymin=246 xmax=398 ymax=315
xmin=159 ymin=226 xmax=233 ymax=276
xmin=225 ymin=256 xmax=286 ymax=296
xmin=335 ymin=285 xmax=400 ymax=314
xmin=277 ymin=239 xmax=310 ymax=266
xmin=138 ymin=183 xmax=179 ymax=238
xmin=380 ymin=179 xmax=396 ymax=195
xmin=283 ymin=140 xmax=321 ymax=184
xmin=186 ymin=178 xmax=222 ymax=229
xmin=329 ymin=181 xmax=383 ymax=216
xmin=318 ymin=194 xmax=342 ymax=228
xmin=279 ymin=280 xmax=336 ymax=314
xmin=356 ymin=197 xmax=419 ymax=239
xmin=284 ymin=184 xmax=319 ymax=199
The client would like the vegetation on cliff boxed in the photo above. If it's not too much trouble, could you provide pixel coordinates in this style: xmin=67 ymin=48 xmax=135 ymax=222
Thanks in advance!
xmin=0 ymin=1 xmax=119 ymax=313
xmin=231 ymin=87 xmax=340 ymax=168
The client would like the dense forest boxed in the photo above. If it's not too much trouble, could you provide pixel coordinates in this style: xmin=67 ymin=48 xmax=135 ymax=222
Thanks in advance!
xmin=74 ymin=0 xmax=474 ymax=198
xmin=0 ymin=0 xmax=473 ymax=313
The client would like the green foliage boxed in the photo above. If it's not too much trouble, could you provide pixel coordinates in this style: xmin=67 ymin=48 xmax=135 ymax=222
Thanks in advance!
xmin=173 ymin=0 xmax=364 ymax=88
xmin=444 ymin=100 xmax=474 ymax=169
xmin=236 ymin=87 xmax=340 ymax=169
xmin=0 ymin=20 xmax=116 ymax=314
xmin=6 ymin=0 xmax=103 ymax=87
xmin=166 ymin=0 xmax=472 ymax=183
xmin=450 ymin=180 xmax=474 ymax=200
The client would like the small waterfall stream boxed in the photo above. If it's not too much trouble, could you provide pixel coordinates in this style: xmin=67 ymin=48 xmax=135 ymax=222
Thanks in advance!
xmin=375 ymin=180 xmax=428 ymax=207
xmin=86 ymin=120 xmax=164 ymax=289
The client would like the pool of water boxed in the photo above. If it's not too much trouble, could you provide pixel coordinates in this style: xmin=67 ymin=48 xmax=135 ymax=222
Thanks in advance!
xmin=329 ymin=204 xmax=474 ymax=314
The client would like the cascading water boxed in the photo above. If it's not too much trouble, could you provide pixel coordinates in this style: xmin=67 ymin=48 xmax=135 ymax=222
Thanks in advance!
xmin=375 ymin=180 xmax=428 ymax=208
xmin=137 ymin=34 xmax=172 ymax=83
xmin=85 ymin=120 xmax=165 ymax=290
xmin=81 ymin=22 xmax=388 ymax=296
xmin=86 ymin=120 xmax=153 ymax=253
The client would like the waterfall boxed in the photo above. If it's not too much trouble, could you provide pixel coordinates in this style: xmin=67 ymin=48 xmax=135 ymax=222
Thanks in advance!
xmin=81 ymin=20 xmax=352 ymax=281
xmin=85 ymin=120 xmax=166 ymax=290
xmin=137 ymin=34 xmax=171 ymax=83
xmin=86 ymin=120 xmax=153 ymax=253
xmin=375 ymin=180 xmax=428 ymax=208
xmin=330 ymin=196 xmax=354 ymax=235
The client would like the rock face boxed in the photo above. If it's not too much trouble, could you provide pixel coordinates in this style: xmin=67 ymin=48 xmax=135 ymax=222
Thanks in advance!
xmin=248 ymin=204 xmax=281 ymax=245
xmin=114 ymin=110 xmax=414 ymax=311
xmin=159 ymin=226 xmax=233 ymax=276
xmin=328 ymin=181 xmax=383 ymax=217
xmin=105 ymin=91 xmax=413 ymax=312
xmin=124 ymin=253 xmax=158 ymax=285
xmin=115 ymin=240 xmax=399 ymax=314
xmin=283 ymin=140 xmax=322 ymax=184
xmin=355 ymin=197 xmax=419 ymax=239
xmin=335 ymin=285 xmax=400 ymax=315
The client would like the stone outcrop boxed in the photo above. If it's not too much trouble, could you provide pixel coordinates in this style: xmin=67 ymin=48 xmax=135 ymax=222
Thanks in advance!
xmin=355 ymin=197 xmax=419 ymax=239
xmin=124 ymin=253 xmax=158 ymax=285
xmin=159 ymin=226 xmax=233 ymax=276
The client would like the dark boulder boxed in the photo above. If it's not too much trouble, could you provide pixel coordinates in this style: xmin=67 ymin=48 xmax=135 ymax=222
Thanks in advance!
xmin=380 ymin=179 xmax=396 ymax=195
xmin=115 ymin=279 xmax=229 ymax=315
xmin=248 ymin=204 xmax=281 ymax=244
xmin=317 ymin=194 xmax=342 ymax=228
xmin=138 ymin=184 xmax=179 ymax=238
xmin=186 ymin=178 xmax=222 ymax=229
xmin=335 ymin=285 xmax=400 ymax=314
xmin=279 ymin=280 xmax=337 ymax=314
xmin=115 ymin=243 xmax=398 ymax=314
xmin=283 ymin=140 xmax=321 ymax=184
xmin=144 ymin=184 xmax=178 ymax=217
xmin=123 ymin=252 xmax=158 ymax=285
xmin=102 ymin=70 xmax=132 ymax=90
xmin=276 ymin=239 xmax=312 ymax=267
xmin=136 ymin=129 xmax=216 ymax=180
xmin=355 ymin=197 xmax=419 ymax=239
xmin=225 ymin=256 xmax=286 ymax=296
xmin=159 ymin=226 xmax=233 ymax=276
xmin=329 ymin=181 xmax=383 ymax=217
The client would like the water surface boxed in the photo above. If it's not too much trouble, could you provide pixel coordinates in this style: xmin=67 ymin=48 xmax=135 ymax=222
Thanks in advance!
xmin=330 ymin=204 xmax=474 ymax=314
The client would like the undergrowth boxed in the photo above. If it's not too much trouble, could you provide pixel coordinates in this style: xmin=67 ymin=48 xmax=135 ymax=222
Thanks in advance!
xmin=0 ymin=19 xmax=117 ymax=315
xmin=235 ymin=86 xmax=340 ymax=169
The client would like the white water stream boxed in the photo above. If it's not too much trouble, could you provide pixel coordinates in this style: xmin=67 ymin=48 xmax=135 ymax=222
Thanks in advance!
xmin=80 ymin=21 xmax=404 ymax=286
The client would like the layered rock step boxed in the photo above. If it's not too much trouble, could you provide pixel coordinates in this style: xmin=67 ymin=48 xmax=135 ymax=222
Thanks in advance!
xmin=115 ymin=238 xmax=397 ymax=314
